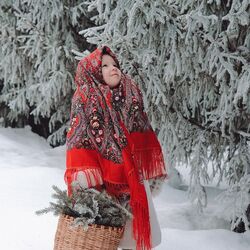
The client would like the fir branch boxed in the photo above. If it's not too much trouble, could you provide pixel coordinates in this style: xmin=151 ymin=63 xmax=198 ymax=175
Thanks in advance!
xmin=35 ymin=185 xmax=132 ymax=229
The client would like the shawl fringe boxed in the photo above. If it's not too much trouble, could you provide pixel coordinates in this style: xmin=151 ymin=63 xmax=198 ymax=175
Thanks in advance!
xmin=133 ymin=148 xmax=167 ymax=180
xmin=65 ymin=167 xmax=103 ymax=196
xmin=128 ymin=168 xmax=152 ymax=250
xmin=103 ymin=181 xmax=130 ymax=196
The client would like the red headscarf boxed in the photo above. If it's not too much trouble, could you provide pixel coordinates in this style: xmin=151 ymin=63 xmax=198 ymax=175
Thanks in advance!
xmin=65 ymin=45 xmax=167 ymax=250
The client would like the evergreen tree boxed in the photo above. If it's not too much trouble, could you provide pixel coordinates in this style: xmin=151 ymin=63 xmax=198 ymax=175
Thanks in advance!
xmin=80 ymin=0 xmax=250 ymax=230
xmin=0 ymin=0 xmax=95 ymax=144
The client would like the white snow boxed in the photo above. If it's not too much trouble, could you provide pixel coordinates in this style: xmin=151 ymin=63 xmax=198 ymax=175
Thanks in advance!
xmin=0 ymin=126 xmax=249 ymax=250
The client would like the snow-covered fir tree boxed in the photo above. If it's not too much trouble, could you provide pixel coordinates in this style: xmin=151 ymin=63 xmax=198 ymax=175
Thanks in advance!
xmin=0 ymin=0 xmax=95 ymax=144
xmin=80 ymin=0 xmax=250 ymax=230
xmin=0 ymin=0 xmax=249 ymax=232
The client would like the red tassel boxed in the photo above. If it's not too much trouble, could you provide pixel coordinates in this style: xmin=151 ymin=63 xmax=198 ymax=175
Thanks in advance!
xmin=128 ymin=168 xmax=152 ymax=250
xmin=133 ymin=148 xmax=167 ymax=180
xmin=104 ymin=181 xmax=130 ymax=196
xmin=64 ymin=167 xmax=103 ymax=196
xmin=132 ymin=202 xmax=151 ymax=250
xmin=122 ymin=149 xmax=152 ymax=250
xmin=79 ymin=168 xmax=103 ymax=187
xmin=64 ymin=168 xmax=76 ymax=196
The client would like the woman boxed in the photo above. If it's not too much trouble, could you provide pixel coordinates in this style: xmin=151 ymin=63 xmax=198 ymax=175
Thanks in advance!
xmin=65 ymin=45 xmax=167 ymax=250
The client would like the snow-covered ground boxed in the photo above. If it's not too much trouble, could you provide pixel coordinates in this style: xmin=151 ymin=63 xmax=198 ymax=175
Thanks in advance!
xmin=0 ymin=126 xmax=249 ymax=250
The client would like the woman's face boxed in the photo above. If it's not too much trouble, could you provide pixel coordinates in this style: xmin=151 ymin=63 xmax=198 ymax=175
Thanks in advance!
xmin=101 ymin=54 xmax=121 ymax=88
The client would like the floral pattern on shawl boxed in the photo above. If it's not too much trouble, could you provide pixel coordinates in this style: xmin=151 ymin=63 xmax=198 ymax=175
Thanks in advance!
xmin=66 ymin=46 xmax=152 ymax=164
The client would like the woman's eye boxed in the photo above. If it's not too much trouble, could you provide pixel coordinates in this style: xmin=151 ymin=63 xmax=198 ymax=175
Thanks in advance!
xmin=102 ymin=64 xmax=107 ymax=67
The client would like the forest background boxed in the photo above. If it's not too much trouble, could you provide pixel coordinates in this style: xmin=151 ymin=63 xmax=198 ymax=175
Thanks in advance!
xmin=0 ymin=0 xmax=249 ymax=232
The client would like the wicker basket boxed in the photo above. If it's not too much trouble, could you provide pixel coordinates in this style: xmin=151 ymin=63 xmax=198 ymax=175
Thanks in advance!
xmin=54 ymin=214 xmax=125 ymax=250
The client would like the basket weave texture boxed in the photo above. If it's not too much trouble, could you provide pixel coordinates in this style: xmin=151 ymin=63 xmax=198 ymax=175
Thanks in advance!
xmin=54 ymin=214 xmax=125 ymax=250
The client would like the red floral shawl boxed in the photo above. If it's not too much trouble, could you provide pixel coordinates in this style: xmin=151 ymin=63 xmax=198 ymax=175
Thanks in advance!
xmin=65 ymin=46 xmax=167 ymax=250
